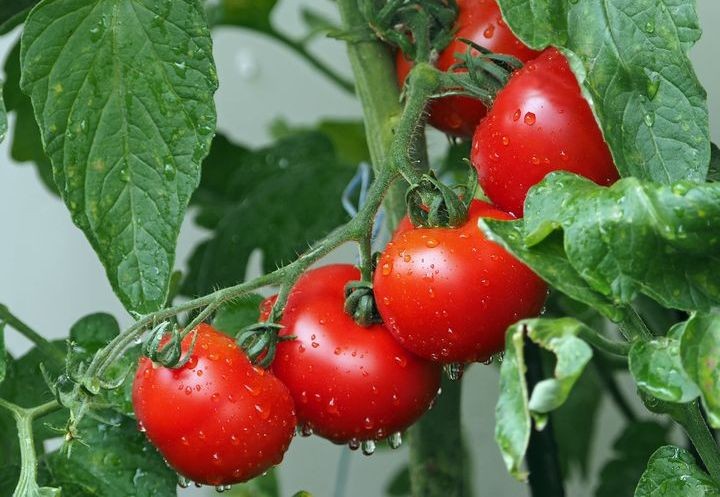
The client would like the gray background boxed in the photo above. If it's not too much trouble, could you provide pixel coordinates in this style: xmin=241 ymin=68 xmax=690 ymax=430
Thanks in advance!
xmin=2 ymin=1 xmax=718 ymax=496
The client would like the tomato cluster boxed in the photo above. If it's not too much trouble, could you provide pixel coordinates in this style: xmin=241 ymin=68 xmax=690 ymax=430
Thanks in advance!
xmin=132 ymin=0 xmax=621 ymax=488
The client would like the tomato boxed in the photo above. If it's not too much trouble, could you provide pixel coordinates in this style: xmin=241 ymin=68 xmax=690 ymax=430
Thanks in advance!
xmin=132 ymin=324 xmax=296 ymax=486
xmin=270 ymin=265 xmax=441 ymax=445
xmin=471 ymin=47 xmax=619 ymax=216
xmin=396 ymin=0 xmax=539 ymax=137
xmin=373 ymin=200 xmax=547 ymax=363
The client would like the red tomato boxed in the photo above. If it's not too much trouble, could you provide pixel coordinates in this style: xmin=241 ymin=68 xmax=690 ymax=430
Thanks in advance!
xmin=471 ymin=47 xmax=619 ymax=216
xmin=396 ymin=0 xmax=540 ymax=137
xmin=132 ymin=324 xmax=296 ymax=486
xmin=373 ymin=201 xmax=547 ymax=363
xmin=271 ymin=265 xmax=441 ymax=444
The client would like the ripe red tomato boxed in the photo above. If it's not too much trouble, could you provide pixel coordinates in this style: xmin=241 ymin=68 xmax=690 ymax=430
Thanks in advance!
xmin=270 ymin=265 xmax=441 ymax=444
xmin=373 ymin=200 xmax=547 ymax=363
xmin=132 ymin=324 xmax=296 ymax=486
xmin=471 ymin=47 xmax=619 ymax=216
xmin=396 ymin=0 xmax=540 ymax=137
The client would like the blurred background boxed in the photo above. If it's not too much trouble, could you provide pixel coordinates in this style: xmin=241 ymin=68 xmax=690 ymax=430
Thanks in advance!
xmin=1 ymin=1 xmax=718 ymax=495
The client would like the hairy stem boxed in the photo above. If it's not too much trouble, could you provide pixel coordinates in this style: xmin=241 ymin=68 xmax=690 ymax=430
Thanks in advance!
xmin=0 ymin=304 xmax=64 ymax=368
xmin=336 ymin=0 xmax=410 ymax=227
xmin=408 ymin=377 xmax=469 ymax=497
xmin=0 ymin=399 xmax=62 ymax=497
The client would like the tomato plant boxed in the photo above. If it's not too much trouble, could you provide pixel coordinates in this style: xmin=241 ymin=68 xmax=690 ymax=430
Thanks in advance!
xmin=395 ymin=0 xmax=539 ymax=137
xmin=0 ymin=0 xmax=718 ymax=496
xmin=132 ymin=324 xmax=296 ymax=486
xmin=271 ymin=265 xmax=441 ymax=446
xmin=374 ymin=200 xmax=547 ymax=363
xmin=471 ymin=47 xmax=619 ymax=216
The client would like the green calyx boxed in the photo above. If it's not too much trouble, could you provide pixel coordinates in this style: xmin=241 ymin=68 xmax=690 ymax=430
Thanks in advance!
xmin=236 ymin=322 xmax=288 ymax=368
xmin=344 ymin=280 xmax=383 ymax=327
xmin=406 ymin=168 xmax=477 ymax=228
xmin=361 ymin=0 xmax=459 ymax=62
xmin=141 ymin=322 xmax=197 ymax=369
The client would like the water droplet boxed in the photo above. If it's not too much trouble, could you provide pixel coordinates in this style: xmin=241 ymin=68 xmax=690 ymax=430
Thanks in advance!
xmin=326 ymin=398 xmax=340 ymax=416
xmin=215 ymin=484 xmax=232 ymax=493
xmin=388 ymin=432 xmax=403 ymax=449
xmin=394 ymin=355 xmax=408 ymax=368
xmin=381 ymin=263 xmax=392 ymax=276
xmin=644 ymin=113 xmax=655 ymax=127
xmin=483 ymin=24 xmax=495 ymax=38
xmin=177 ymin=475 xmax=191 ymax=488
xmin=444 ymin=363 xmax=465 ymax=381
xmin=211 ymin=392 xmax=220 ymax=402
xmin=361 ymin=439 xmax=376 ymax=456
xmin=531 ymin=155 xmax=541 ymax=165
xmin=646 ymin=73 xmax=660 ymax=100
xmin=501 ymin=136 xmax=510 ymax=146
xmin=119 ymin=168 xmax=130 ymax=182
xmin=348 ymin=438 xmax=360 ymax=450
xmin=180 ymin=436 xmax=189 ymax=446
xmin=425 ymin=238 xmax=439 ymax=248
xmin=363 ymin=417 xmax=374 ymax=430
xmin=300 ymin=424 xmax=313 ymax=437
xmin=211 ymin=453 xmax=222 ymax=465
xmin=137 ymin=421 xmax=146 ymax=433
xmin=524 ymin=112 xmax=536 ymax=125
xmin=163 ymin=163 xmax=176 ymax=180
xmin=644 ymin=20 xmax=655 ymax=33
xmin=512 ymin=109 xmax=521 ymax=121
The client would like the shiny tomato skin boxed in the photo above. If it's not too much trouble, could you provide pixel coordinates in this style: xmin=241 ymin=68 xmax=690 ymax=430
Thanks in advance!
xmin=271 ymin=265 xmax=441 ymax=443
xmin=396 ymin=0 xmax=540 ymax=137
xmin=471 ymin=47 xmax=619 ymax=216
xmin=132 ymin=324 xmax=296 ymax=486
xmin=374 ymin=201 xmax=547 ymax=363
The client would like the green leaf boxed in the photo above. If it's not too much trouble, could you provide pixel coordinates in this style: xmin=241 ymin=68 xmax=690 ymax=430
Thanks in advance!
xmin=21 ymin=0 xmax=218 ymax=314
xmin=2 ymin=40 xmax=57 ymax=194
xmin=270 ymin=119 xmax=370 ymax=167
xmin=0 ymin=465 xmax=20 ymax=497
xmin=519 ymin=173 xmax=720 ymax=313
xmin=629 ymin=337 xmax=700 ymax=403
xmin=496 ymin=0 xmax=709 ymax=183
xmin=183 ymin=132 xmax=353 ymax=296
xmin=69 ymin=313 xmax=120 ymax=354
xmin=679 ymin=312 xmax=720 ymax=428
xmin=0 ymin=344 xmax=69 ymax=462
xmin=226 ymin=469 xmax=279 ymax=497
xmin=479 ymin=219 xmax=622 ymax=321
xmin=41 ymin=416 xmax=176 ymax=497
xmin=206 ymin=0 xmax=277 ymax=32
xmin=495 ymin=318 xmax=593 ymax=480
xmin=213 ymin=295 xmax=265 ymax=336
xmin=635 ymin=445 xmax=720 ymax=497
xmin=0 ymin=0 xmax=38 ymax=34
xmin=552 ymin=362 xmax=603 ymax=478
xmin=595 ymin=421 xmax=669 ymax=497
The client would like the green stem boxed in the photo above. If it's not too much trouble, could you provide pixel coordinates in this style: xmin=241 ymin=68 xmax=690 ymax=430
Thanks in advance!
xmin=0 ymin=304 xmax=64 ymax=368
xmin=0 ymin=399 xmax=62 ymax=497
xmin=408 ymin=377 xmax=469 ymax=497
xmin=336 ymin=0 xmax=413 ymax=227
xmin=619 ymin=308 xmax=720 ymax=483
xmin=578 ymin=327 xmax=631 ymax=357
xmin=674 ymin=402 xmax=720 ymax=484
xmin=617 ymin=306 xmax=654 ymax=342
xmin=271 ymin=29 xmax=355 ymax=94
